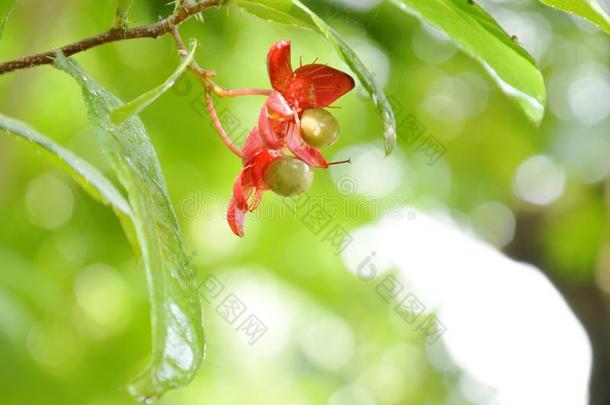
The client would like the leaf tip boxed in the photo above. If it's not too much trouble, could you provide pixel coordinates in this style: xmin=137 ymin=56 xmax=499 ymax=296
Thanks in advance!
xmin=384 ymin=125 xmax=397 ymax=156
xmin=127 ymin=373 xmax=162 ymax=404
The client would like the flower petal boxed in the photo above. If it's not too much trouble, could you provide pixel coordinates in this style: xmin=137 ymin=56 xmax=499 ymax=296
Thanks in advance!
xmin=227 ymin=197 xmax=246 ymax=237
xmin=232 ymin=166 xmax=254 ymax=211
xmin=290 ymin=64 xmax=355 ymax=109
xmin=267 ymin=40 xmax=294 ymax=93
xmin=258 ymin=108 xmax=284 ymax=149
xmin=287 ymin=124 xmax=329 ymax=168
xmin=249 ymin=188 xmax=265 ymax=212
xmin=258 ymin=92 xmax=294 ymax=149
xmin=242 ymin=128 xmax=264 ymax=165
xmin=234 ymin=150 xmax=277 ymax=213
xmin=251 ymin=150 xmax=278 ymax=191
xmin=266 ymin=91 xmax=294 ymax=119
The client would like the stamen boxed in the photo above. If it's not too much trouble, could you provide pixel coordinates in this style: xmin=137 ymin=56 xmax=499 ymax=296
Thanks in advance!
xmin=314 ymin=84 xmax=342 ymax=90
xmin=328 ymin=158 xmax=351 ymax=166
xmin=304 ymin=64 xmax=329 ymax=75
xmin=310 ymin=73 xmax=335 ymax=80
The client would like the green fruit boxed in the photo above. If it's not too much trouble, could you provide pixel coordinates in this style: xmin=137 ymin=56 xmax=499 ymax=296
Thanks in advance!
xmin=300 ymin=108 xmax=340 ymax=148
xmin=264 ymin=156 xmax=314 ymax=197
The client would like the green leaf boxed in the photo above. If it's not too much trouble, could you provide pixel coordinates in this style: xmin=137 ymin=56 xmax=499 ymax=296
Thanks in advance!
xmin=55 ymin=52 xmax=205 ymax=402
xmin=389 ymin=0 xmax=546 ymax=125
xmin=0 ymin=0 xmax=15 ymax=41
xmin=0 ymin=113 xmax=132 ymax=217
xmin=232 ymin=0 xmax=397 ymax=155
xmin=231 ymin=0 xmax=314 ymax=28
xmin=0 ymin=113 xmax=140 ymax=253
xmin=111 ymin=40 xmax=197 ymax=124
xmin=538 ymin=0 xmax=610 ymax=34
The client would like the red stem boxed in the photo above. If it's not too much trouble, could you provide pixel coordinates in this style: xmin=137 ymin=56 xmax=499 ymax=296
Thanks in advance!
xmin=212 ymin=86 xmax=273 ymax=97
xmin=204 ymin=91 xmax=242 ymax=158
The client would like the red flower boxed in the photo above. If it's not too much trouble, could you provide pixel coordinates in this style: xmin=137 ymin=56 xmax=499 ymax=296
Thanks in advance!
xmin=260 ymin=40 xmax=355 ymax=168
xmin=267 ymin=40 xmax=355 ymax=111
xmin=227 ymin=40 xmax=355 ymax=237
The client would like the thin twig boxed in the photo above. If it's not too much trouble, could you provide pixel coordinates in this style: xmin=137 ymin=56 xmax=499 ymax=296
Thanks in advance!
xmin=0 ymin=0 xmax=219 ymax=75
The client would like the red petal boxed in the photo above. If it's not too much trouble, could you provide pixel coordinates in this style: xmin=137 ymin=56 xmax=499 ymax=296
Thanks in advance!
xmin=234 ymin=151 xmax=277 ymax=212
xmin=287 ymin=124 xmax=329 ymax=168
xmin=251 ymin=150 xmax=278 ymax=191
xmin=227 ymin=198 xmax=246 ymax=237
xmin=265 ymin=91 xmax=294 ymax=119
xmin=232 ymin=166 xmax=254 ymax=211
xmin=249 ymin=188 xmax=265 ymax=212
xmin=242 ymin=128 xmax=264 ymax=165
xmin=267 ymin=40 xmax=294 ymax=93
xmin=258 ymin=92 xmax=294 ymax=149
xmin=258 ymin=109 xmax=287 ymax=150
xmin=288 ymin=64 xmax=355 ymax=109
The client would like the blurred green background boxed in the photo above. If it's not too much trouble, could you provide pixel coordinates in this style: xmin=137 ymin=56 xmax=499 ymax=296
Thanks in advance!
xmin=0 ymin=0 xmax=609 ymax=404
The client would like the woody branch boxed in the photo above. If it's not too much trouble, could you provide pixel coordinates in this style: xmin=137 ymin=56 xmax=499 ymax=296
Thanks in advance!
xmin=0 ymin=0 xmax=220 ymax=75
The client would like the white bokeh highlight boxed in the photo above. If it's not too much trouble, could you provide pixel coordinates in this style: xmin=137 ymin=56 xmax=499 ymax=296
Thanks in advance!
xmin=341 ymin=208 xmax=591 ymax=405
xmin=514 ymin=155 xmax=566 ymax=205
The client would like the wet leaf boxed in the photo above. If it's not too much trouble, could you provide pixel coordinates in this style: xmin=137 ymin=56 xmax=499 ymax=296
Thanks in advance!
xmin=538 ymin=0 xmax=610 ymax=34
xmin=55 ymin=52 xmax=205 ymax=403
xmin=389 ymin=0 xmax=547 ymax=125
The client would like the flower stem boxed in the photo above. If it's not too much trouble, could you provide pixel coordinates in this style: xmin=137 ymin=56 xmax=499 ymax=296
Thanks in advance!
xmin=208 ymin=83 xmax=272 ymax=98
xmin=204 ymin=90 xmax=242 ymax=158
xmin=170 ymin=26 xmax=271 ymax=160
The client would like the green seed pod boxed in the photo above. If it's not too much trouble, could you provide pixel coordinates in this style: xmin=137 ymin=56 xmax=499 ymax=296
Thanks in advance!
xmin=300 ymin=108 xmax=340 ymax=148
xmin=264 ymin=156 xmax=314 ymax=197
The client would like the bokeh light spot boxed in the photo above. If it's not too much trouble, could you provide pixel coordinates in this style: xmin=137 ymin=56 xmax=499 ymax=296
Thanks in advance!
xmin=74 ymin=263 xmax=132 ymax=336
xmin=514 ymin=155 xmax=565 ymax=205
xmin=26 ymin=173 xmax=74 ymax=230
xmin=470 ymin=202 xmax=516 ymax=248
xmin=299 ymin=314 xmax=355 ymax=370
